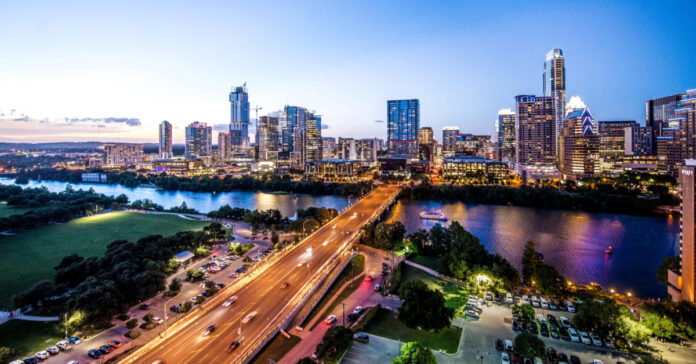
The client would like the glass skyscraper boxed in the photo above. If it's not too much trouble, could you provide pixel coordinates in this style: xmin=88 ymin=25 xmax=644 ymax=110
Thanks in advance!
xmin=158 ymin=120 xmax=172 ymax=159
xmin=543 ymin=49 xmax=566 ymax=144
xmin=515 ymin=95 xmax=556 ymax=169
xmin=229 ymin=83 xmax=250 ymax=150
xmin=387 ymin=99 xmax=420 ymax=158
xmin=185 ymin=121 xmax=212 ymax=157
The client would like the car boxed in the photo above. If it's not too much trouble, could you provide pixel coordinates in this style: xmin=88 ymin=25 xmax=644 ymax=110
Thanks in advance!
xmin=46 ymin=346 xmax=59 ymax=355
xmin=536 ymin=314 xmax=546 ymax=324
xmin=242 ymin=311 xmax=257 ymax=324
xmin=353 ymin=332 xmax=369 ymax=343
xmin=325 ymin=315 xmax=336 ymax=324
xmin=56 ymin=340 xmax=72 ymax=351
xmin=604 ymin=338 xmax=615 ymax=349
xmin=34 ymin=351 xmax=49 ymax=359
xmin=539 ymin=324 xmax=549 ymax=337
xmin=202 ymin=324 xmax=216 ymax=336
xmin=67 ymin=361 xmax=79 ymax=364
xmin=223 ymin=296 xmax=238 ymax=307
xmin=505 ymin=292 xmax=513 ymax=304
xmin=501 ymin=352 xmax=510 ymax=364
xmin=151 ymin=360 xmax=166 ymax=364
xmin=88 ymin=350 xmax=104 ymax=359
xmin=485 ymin=292 xmax=493 ymax=301
xmin=546 ymin=347 xmax=558 ymax=363
xmin=139 ymin=304 xmax=150 ymax=310
xmin=550 ymin=327 xmax=560 ymax=339
xmin=523 ymin=358 xmax=533 ymax=364
xmin=10 ymin=360 xmax=25 ymax=364
xmin=549 ymin=299 xmax=558 ymax=310
xmin=590 ymin=332 xmax=602 ymax=346
xmin=201 ymin=290 xmax=212 ymax=297
xmin=528 ymin=323 xmax=538 ymax=335
xmin=226 ymin=340 xmax=240 ymax=352
xmin=504 ymin=339 xmax=513 ymax=351
xmin=559 ymin=316 xmax=570 ymax=327
xmin=365 ymin=275 xmax=372 ymax=282
xmin=228 ymin=272 xmax=239 ymax=278
xmin=467 ymin=304 xmax=482 ymax=313
xmin=99 ymin=345 xmax=114 ymax=354
xmin=22 ymin=358 xmax=38 ymax=364
xmin=216 ymin=283 xmax=224 ymax=288
xmin=579 ymin=331 xmax=591 ymax=345
xmin=557 ymin=353 xmax=568 ymax=364
xmin=540 ymin=297 xmax=549 ymax=309
xmin=68 ymin=336 xmax=81 ymax=344
xmin=522 ymin=295 xmax=530 ymax=305
xmin=312 ymin=352 xmax=318 ymax=360
xmin=495 ymin=338 xmax=504 ymax=350
xmin=280 ymin=282 xmax=289 ymax=289
xmin=207 ymin=269 xmax=218 ymax=274
xmin=531 ymin=296 xmax=540 ymax=307
xmin=590 ymin=361 xmax=604 ymax=364
xmin=557 ymin=300 xmax=567 ymax=311
xmin=154 ymin=316 xmax=164 ymax=325
xmin=374 ymin=284 xmax=381 ymax=291
xmin=566 ymin=301 xmax=576 ymax=312
xmin=353 ymin=306 xmax=364 ymax=314
xmin=568 ymin=328 xmax=580 ymax=342
xmin=347 ymin=313 xmax=359 ymax=322
xmin=569 ymin=355 xmax=581 ymax=364
xmin=109 ymin=340 xmax=122 ymax=348
xmin=512 ymin=320 xmax=521 ymax=331
xmin=236 ymin=267 xmax=247 ymax=273
xmin=559 ymin=327 xmax=570 ymax=341
xmin=466 ymin=310 xmax=480 ymax=318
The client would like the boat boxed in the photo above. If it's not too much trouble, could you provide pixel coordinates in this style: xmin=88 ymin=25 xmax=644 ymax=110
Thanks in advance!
xmin=419 ymin=211 xmax=447 ymax=221
xmin=605 ymin=246 xmax=613 ymax=255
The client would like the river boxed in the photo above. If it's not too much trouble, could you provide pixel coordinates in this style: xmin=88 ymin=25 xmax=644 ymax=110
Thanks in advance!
xmin=1 ymin=178 xmax=679 ymax=298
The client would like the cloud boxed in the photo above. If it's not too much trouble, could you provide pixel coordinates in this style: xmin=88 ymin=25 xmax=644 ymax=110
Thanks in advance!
xmin=321 ymin=123 xmax=330 ymax=130
xmin=213 ymin=123 xmax=229 ymax=131
xmin=374 ymin=119 xmax=385 ymax=123
xmin=0 ymin=112 xmax=141 ymax=127
xmin=65 ymin=117 xmax=141 ymax=126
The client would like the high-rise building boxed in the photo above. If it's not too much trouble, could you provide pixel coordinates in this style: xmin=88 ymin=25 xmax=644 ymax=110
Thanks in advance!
xmin=104 ymin=144 xmax=144 ymax=166
xmin=559 ymin=108 xmax=600 ymax=180
xmin=387 ymin=99 xmax=420 ymax=158
xmin=565 ymin=95 xmax=587 ymax=116
xmin=543 ymin=49 xmax=566 ymax=139
xmin=322 ymin=137 xmax=337 ymax=159
xmin=418 ymin=127 xmax=434 ymax=145
xmin=229 ymin=84 xmax=250 ymax=150
xmin=158 ymin=120 xmax=173 ymax=159
xmin=289 ymin=111 xmax=322 ymax=169
xmin=282 ymin=106 xmax=309 ymax=158
xmin=442 ymin=127 xmax=460 ymax=154
xmin=626 ymin=126 xmax=653 ymax=156
xmin=656 ymin=89 xmax=696 ymax=176
xmin=217 ymin=132 xmax=231 ymax=160
xmin=515 ymin=95 xmax=556 ymax=170
xmin=598 ymin=120 xmax=638 ymax=159
xmin=418 ymin=127 xmax=434 ymax=161
xmin=185 ymin=121 xmax=212 ymax=157
xmin=647 ymin=93 xmax=686 ymax=153
xmin=257 ymin=116 xmax=280 ymax=161
xmin=672 ymin=160 xmax=696 ymax=302
xmin=497 ymin=109 xmax=516 ymax=165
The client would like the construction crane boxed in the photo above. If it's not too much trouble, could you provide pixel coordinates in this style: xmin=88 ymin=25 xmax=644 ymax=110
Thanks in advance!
xmin=252 ymin=105 xmax=263 ymax=144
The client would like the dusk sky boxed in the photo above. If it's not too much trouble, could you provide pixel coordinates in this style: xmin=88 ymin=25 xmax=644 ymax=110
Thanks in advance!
xmin=1 ymin=0 xmax=695 ymax=143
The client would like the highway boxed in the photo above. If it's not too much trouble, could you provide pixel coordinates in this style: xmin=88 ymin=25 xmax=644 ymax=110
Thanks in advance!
xmin=130 ymin=185 xmax=398 ymax=364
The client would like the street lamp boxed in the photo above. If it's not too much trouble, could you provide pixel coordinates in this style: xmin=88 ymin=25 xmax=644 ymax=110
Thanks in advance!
xmin=163 ymin=298 xmax=173 ymax=338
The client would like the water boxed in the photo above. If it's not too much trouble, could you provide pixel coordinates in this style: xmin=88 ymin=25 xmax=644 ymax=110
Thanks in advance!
xmin=0 ymin=178 xmax=350 ymax=217
xmin=387 ymin=200 xmax=680 ymax=299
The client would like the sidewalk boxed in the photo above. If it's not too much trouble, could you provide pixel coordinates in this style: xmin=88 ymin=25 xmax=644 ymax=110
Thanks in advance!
xmin=0 ymin=310 xmax=59 ymax=325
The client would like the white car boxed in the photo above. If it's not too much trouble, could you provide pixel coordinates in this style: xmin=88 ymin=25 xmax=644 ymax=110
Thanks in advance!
xmin=522 ymin=295 xmax=529 ymax=305
xmin=466 ymin=310 xmax=480 ymax=318
xmin=67 ymin=361 xmax=80 ymax=364
xmin=559 ymin=316 xmax=571 ymax=327
xmin=531 ymin=296 xmax=540 ymax=307
xmin=10 ymin=361 xmax=25 ymax=364
xmin=35 ymin=351 xmax=50 ymax=360
xmin=353 ymin=306 xmax=364 ymax=314
xmin=536 ymin=314 xmax=546 ymax=324
xmin=590 ymin=333 xmax=602 ymax=346
xmin=56 ymin=340 xmax=72 ymax=351
xmin=223 ymin=296 xmax=238 ymax=307
xmin=228 ymin=272 xmax=239 ymax=278
xmin=242 ymin=311 xmax=257 ymax=324
xmin=568 ymin=328 xmax=580 ymax=342
xmin=325 ymin=315 xmax=336 ymax=324
xmin=591 ymin=360 xmax=604 ymax=364
xmin=505 ymin=293 xmax=513 ymax=304
xmin=46 ymin=345 xmax=59 ymax=355
xmin=566 ymin=301 xmax=576 ymax=312
xmin=540 ymin=297 xmax=549 ymax=309
xmin=579 ymin=331 xmax=591 ymax=345
xmin=504 ymin=339 xmax=513 ymax=351
xmin=604 ymin=338 xmax=615 ymax=349
xmin=153 ymin=316 xmax=164 ymax=325
xmin=501 ymin=352 xmax=510 ymax=364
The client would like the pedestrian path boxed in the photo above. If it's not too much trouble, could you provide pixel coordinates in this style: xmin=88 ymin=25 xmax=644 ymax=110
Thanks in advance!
xmin=0 ymin=310 xmax=59 ymax=325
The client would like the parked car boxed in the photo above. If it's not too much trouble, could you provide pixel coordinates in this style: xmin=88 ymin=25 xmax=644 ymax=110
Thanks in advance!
xmin=485 ymin=292 xmax=493 ymax=301
xmin=590 ymin=360 xmax=604 ymax=364
xmin=550 ymin=327 xmax=560 ymax=339
xmin=557 ymin=353 xmax=568 ymax=364
xmin=34 ymin=351 xmax=49 ymax=360
xmin=353 ymin=332 xmax=369 ymax=343
xmin=522 ymin=295 xmax=529 ymax=305
xmin=505 ymin=292 xmax=513 ymax=304
xmin=10 ymin=360 xmax=25 ymax=364
xmin=568 ymin=328 xmax=580 ymax=342
xmin=228 ymin=272 xmax=239 ymax=278
xmin=87 ymin=350 xmax=104 ymax=359
xmin=325 ymin=315 xmax=336 ymax=324
xmin=579 ymin=331 xmax=591 ymax=345
xmin=559 ymin=316 xmax=571 ymax=327
xmin=566 ymin=301 xmax=576 ymax=312
xmin=138 ymin=304 xmax=150 ymax=310
xmin=374 ymin=284 xmax=382 ymax=291
xmin=495 ymin=339 xmax=504 ymax=350
xmin=536 ymin=314 xmax=546 ymax=324
xmin=22 ymin=358 xmax=38 ymax=364
xmin=547 ymin=314 xmax=558 ymax=328
xmin=531 ymin=296 xmax=540 ymax=307
xmin=549 ymin=299 xmax=558 ymax=310
xmin=56 ymin=340 xmax=72 ymax=351
xmin=466 ymin=310 xmax=480 ymax=319
xmin=604 ymin=338 xmax=615 ymax=349
xmin=557 ymin=300 xmax=567 ymax=311
xmin=154 ymin=316 xmax=164 ymax=325
xmin=569 ymin=356 xmax=581 ymax=364
xmin=540 ymin=297 xmax=549 ymax=309
xmin=501 ymin=352 xmax=510 ymax=364
xmin=504 ymin=339 xmax=513 ymax=351
xmin=539 ymin=324 xmax=549 ymax=337
xmin=236 ymin=267 xmax=247 ymax=273
xmin=347 ymin=313 xmax=359 ymax=322
xmin=546 ymin=347 xmax=558 ymax=363
xmin=68 ymin=336 xmax=82 ymax=344
xmin=559 ymin=327 xmax=570 ymax=341
xmin=109 ymin=340 xmax=122 ymax=348
xmin=590 ymin=333 xmax=602 ymax=346
xmin=353 ymin=306 xmax=364 ymax=314
xmin=46 ymin=346 xmax=59 ymax=355
xmin=99 ymin=345 xmax=114 ymax=354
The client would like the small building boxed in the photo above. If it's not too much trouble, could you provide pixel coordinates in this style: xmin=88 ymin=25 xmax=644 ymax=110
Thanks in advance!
xmin=173 ymin=250 xmax=195 ymax=266
xmin=442 ymin=156 xmax=509 ymax=180
xmin=81 ymin=173 xmax=108 ymax=183
xmin=305 ymin=159 xmax=361 ymax=177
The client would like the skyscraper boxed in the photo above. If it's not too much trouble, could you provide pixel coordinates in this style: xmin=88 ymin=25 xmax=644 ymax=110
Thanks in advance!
xmin=657 ymin=89 xmax=696 ymax=176
xmin=104 ymin=144 xmax=144 ymax=166
xmin=387 ymin=99 xmax=420 ymax=158
xmin=597 ymin=120 xmax=638 ymax=159
xmin=497 ymin=109 xmax=516 ymax=165
xmin=672 ymin=160 xmax=696 ymax=302
xmin=229 ymin=83 xmax=250 ymax=150
xmin=282 ymin=106 xmax=309 ymax=158
xmin=442 ymin=127 xmax=460 ymax=154
xmin=515 ymin=95 xmax=556 ymax=170
xmin=185 ymin=121 xmax=212 ymax=157
xmin=158 ymin=120 xmax=172 ymax=159
xmin=647 ymin=93 xmax=686 ymax=154
xmin=218 ymin=131 xmax=231 ymax=160
xmin=257 ymin=116 xmax=280 ymax=161
xmin=543 ymin=48 xmax=566 ymax=142
xmin=286 ymin=108 xmax=322 ymax=169
xmin=559 ymin=108 xmax=600 ymax=180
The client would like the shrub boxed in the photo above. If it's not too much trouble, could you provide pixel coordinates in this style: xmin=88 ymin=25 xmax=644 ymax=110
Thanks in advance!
xmin=116 ymin=313 xmax=129 ymax=321
xmin=139 ymin=322 xmax=156 ymax=330
xmin=352 ymin=304 xmax=381 ymax=332
xmin=125 ymin=329 xmax=141 ymax=339
xmin=125 ymin=319 xmax=138 ymax=330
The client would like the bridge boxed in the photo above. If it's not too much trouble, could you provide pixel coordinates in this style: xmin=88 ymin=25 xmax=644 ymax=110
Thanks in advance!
xmin=120 ymin=185 xmax=400 ymax=364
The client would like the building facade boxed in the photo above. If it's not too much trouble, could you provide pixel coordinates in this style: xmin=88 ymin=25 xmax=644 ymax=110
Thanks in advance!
xmin=647 ymin=93 xmax=685 ymax=153
xmin=257 ymin=116 xmax=280 ymax=161
xmin=515 ymin=95 xmax=556 ymax=171
xmin=290 ymin=114 xmax=322 ymax=169
xmin=104 ymin=144 xmax=144 ymax=166
xmin=497 ymin=109 xmax=516 ymax=165
xmin=229 ymin=84 xmax=250 ymax=150
xmin=543 ymin=48 xmax=566 ymax=138
xmin=559 ymin=108 xmax=600 ymax=180
xmin=656 ymin=90 xmax=696 ymax=176
xmin=442 ymin=126 xmax=459 ymax=154
xmin=217 ymin=132 xmax=231 ymax=160
xmin=305 ymin=159 xmax=361 ymax=177
xmin=598 ymin=120 xmax=638 ymax=159
xmin=671 ymin=161 xmax=696 ymax=302
xmin=322 ymin=137 xmax=337 ymax=159
xmin=159 ymin=120 xmax=173 ymax=158
xmin=387 ymin=99 xmax=420 ymax=158
xmin=442 ymin=156 xmax=509 ymax=180
xmin=185 ymin=121 xmax=212 ymax=157
xmin=626 ymin=126 xmax=653 ymax=156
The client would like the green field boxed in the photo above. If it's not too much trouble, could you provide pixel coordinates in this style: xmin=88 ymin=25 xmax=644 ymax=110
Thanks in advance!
xmin=0 ymin=211 xmax=209 ymax=307
xmin=0 ymin=201 xmax=30 ymax=218
xmin=407 ymin=254 xmax=439 ymax=271
xmin=0 ymin=319 xmax=64 ymax=360
xmin=402 ymin=264 xmax=469 ymax=313
xmin=250 ymin=332 xmax=302 ymax=364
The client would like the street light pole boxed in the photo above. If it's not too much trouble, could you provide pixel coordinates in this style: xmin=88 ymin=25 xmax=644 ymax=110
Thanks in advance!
xmin=342 ymin=303 xmax=345 ymax=326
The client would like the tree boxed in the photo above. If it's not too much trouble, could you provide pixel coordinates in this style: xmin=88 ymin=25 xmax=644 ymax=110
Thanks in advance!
xmin=296 ymin=358 xmax=315 ymax=364
xmin=271 ymin=225 xmax=279 ymax=245
xmin=0 ymin=347 xmax=12 ymax=363
xmin=521 ymin=241 xmax=539 ymax=285
xmin=143 ymin=313 xmax=154 ymax=323
xmin=126 ymin=319 xmax=139 ymax=329
xmin=514 ymin=332 xmax=545 ymax=358
xmin=398 ymin=280 xmax=454 ymax=331
xmin=315 ymin=326 xmax=353 ymax=360
xmin=656 ymin=256 xmax=680 ymax=286
xmin=512 ymin=304 xmax=536 ymax=322
xmin=392 ymin=341 xmax=436 ymax=364
xmin=533 ymin=262 xmax=568 ymax=297
xmin=168 ymin=278 xmax=182 ymax=293
xmin=573 ymin=299 xmax=627 ymax=339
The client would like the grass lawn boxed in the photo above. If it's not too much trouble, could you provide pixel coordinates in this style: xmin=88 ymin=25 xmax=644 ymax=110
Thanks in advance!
xmin=0 ymin=319 xmax=64 ymax=359
xmin=401 ymin=264 xmax=469 ymax=314
xmin=250 ymin=332 xmax=302 ymax=364
xmin=0 ymin=201 xmax=31 ymax=218
xmin=0 ymin=211 xmax=209 ymax=307
xmin=362 ymin=307 xmax=461 ymax=353
xmin=303 ymin=255 xmax=365 ymax=329
xmin=407 ymin=254 xmax=439 ymax=271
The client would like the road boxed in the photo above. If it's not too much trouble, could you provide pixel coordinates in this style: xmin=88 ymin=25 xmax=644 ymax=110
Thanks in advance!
xmin=131 ymin=185 xmax=399 ymax=364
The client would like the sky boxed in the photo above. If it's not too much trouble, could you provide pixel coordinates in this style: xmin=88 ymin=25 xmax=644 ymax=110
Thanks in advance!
xmin=1 ymin=0 xmax=695 ymax=143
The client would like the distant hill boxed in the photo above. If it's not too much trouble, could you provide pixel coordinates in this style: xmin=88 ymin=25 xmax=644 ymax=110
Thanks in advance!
xmin=0 ymin=142 xmax=185 ymax=155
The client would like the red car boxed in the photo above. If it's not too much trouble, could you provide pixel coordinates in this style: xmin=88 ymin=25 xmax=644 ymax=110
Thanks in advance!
xmin=208 ymin=269 xmax=218 ymax=274
xmin=364 ymin=275 xmax=372 ymax=282
xmin=280 ymin=282 xmax=289 ymax=289
xmin=109 ymin=340 xmax=122 ymax=348
xmin=227 ymin=340 xmax=240 ymax=352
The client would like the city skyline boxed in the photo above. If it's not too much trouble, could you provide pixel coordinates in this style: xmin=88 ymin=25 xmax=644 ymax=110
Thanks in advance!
xmin=1 ymin=1 xmax=695 ymax=143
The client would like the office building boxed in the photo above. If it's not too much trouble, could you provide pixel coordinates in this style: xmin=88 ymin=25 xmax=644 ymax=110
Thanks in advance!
xmin=442 ymin=126 xmax=460 ymax=153
xmin=387 ymin=99 xmax=420 ymax=158
xmin=656 ymin=89 xmax=696 ymax=176
xmin=497 ymin=109 xmax=516 ymax=164
xmin=442 ymin=156 xmax=509 ymax=180
xmin=418 ymin=127 xmax=434 ymax=145
xmin=565 ymin=95 xmax=587 ymax=116
xmin=291 ymin=113 xmax=322 ymax=169
xmin=185 ymin=121 xmax=212 ymax=157
xmin=515 ymin=95 xmax=556 ymax=171
xmin=158 ymin=120 xmax=173 ymax=158
xmin=229 ymin=84 xmax=250 ymax=150
xmin=671 ymin=160 xmax=696 ymax=302
xmin=626 ymin=126 xmax=653 ymax=156
xmin=104 ymin=144 xmax=144 ymax=166
xmin=282 ymin=106 xmax=309 ymax=158
xmin=322 ymin=137 xmax=337 ymax=159
xmin=217 ymin=132 xmax=231 ymax=160
xmin=305 ymin=159 xmax=361 ymax=177
xmin=257 ymin=116 xmax=280 ymax=161
xmin=418 ymin=127 xmax=434 ymax=161
xmin=598 ymin=120 xmax=638 ymax=159
xmin=647 ymin=93 xmax=686 ymax=153
xmin=559 ymin=108 xmax=600 ymax=180
xmin=543 ymin=48 xmax=566 ymax=137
